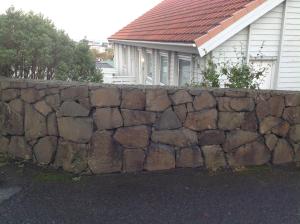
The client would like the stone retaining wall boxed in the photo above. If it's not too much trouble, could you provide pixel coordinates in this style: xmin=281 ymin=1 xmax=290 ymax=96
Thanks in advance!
xmin=1 ymin=78 xmax=300 ymax=174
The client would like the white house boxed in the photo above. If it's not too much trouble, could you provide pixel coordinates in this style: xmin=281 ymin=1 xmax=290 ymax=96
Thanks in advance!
xmin=108 ymin=0 xmax=300 ymax=90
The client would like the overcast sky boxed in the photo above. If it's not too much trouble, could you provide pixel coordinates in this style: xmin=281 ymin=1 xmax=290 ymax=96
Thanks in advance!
xmin=0 ymin=0 xmax=162 ymax=42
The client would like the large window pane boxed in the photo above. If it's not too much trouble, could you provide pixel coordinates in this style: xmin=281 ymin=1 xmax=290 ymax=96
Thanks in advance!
xmin=160 ymin=56 xmax=168 ymax=85
xmin=179 ymin=59 xmax=191 ymax=86
xmin=146 ymin=53 xmax=153 ymax=79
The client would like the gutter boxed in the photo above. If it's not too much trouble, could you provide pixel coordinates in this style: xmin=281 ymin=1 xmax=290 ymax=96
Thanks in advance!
xmin=108 ymin=38 xmax=197 ymax=48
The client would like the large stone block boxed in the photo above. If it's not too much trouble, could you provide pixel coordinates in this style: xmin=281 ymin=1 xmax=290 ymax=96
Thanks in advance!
xmin=241 ymin=112 xmax=258 ymax=131
xmin=58 ymin=101 xmax=89 ymax=117
xmin=21 ymin=88 xmax=45 ymax=103
xmin=8 ymin=99 xmax=24 ymax=115
xmin=34 ymin=100 xmax=53 ymax=116
xmin=268 ymin=96 xmax=285 ymax=117
xmin=8 ymin=136 xmax=32 ymax=160
xmin=202 ymin=145 xmax=226 ymax=171
xmin=93 ymin=108 xmax=123 ymax=130
xmin=54 ymin=140 xmax=88 ymax=174
xmin=193 ymin=92 xmax=216 ymax=111
xmin=123 ymin=149 xmax=145 ymax=172
xmin=114 ymin=126 xmax=150 ymax=148
xmin=0 ymin=136 xmax=9 ymax=153
xmin=272 ymin=121 xmax=290 ymax=137
xmin=144 ymin=144 xmax=175 ymax=171
xmin=1 ymin=102 xmax=24 ymax=135
xmin=47 ymin=113 xmax=58 ymax=136
xmin=272 ymin=139 xmax=294 ymax=165
xmin=228 ymin=141 xmax=270 ymax=166
xmin=57 ymin=117 xmax=93 ymax=143
xmin=25 ymin=104 xmax=47 ymax=140
xmin=230 ymin=98 xmax=255 ymax=112
xmin=198 ymin=130 xmax=225 ymax=146
xmin=121 ymin=89 xmax=145 ymax=110
xmin=61 ymin=86 xmax=88 ymax=101
xmin=184 ymin=109 xmax=217 ymax=131
xmin=285 ymin=94 xmax=300 ymax=107
xmin=91 ymin=87 xmax=120 ymax=107
xmin=289 ymin=125 xmax=300 ymax=143
xmin=1 ymin=89 xmax=19 ymax=102
xmin=217 ymin=97 xmax=232 ymax=111
xmin=259 ymin=116 xmax=282 ymax=134
xmin=146 ymin=89 xmax=171 ymax=112
xmin=88 ymin=131 xmax=122 ymax=174
xmin=122 ymin=109 xmax=156 ymax=127
xmin=176 ymin=146 xmax=203 ymax=168
xmin=223 ymin=130 xmax=259 ymax=152
xmin=218 ymin=112 xmax=244 ymax=130
xmin=45 ymin=94 xmax=61 ymax=111
xmin=283 ymin=107 xmax=300 ymax=124
xmin=173 ymin=104 xmax=187 ymax=123
xmin=155 ymin=109 xmax=181 ymax=130
xmin=33 ymin=136 xmax=57 ymax=165
xmin=170 ymin=90 xmax=193 ymax=105
xmin=152 ymin=128 xmax=198 ymax=147
xmin=265 ymin=134 xmax=278 ymax=151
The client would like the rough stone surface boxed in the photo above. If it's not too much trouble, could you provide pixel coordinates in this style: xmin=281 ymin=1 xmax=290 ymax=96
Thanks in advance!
xmin=121 ymin=89 xmax=145 ymax=110
xmin=146 ymin=89 xmax=171 ymax=112
xmin=228 ymin=141 xmax=270 ymax=166
xmin=121 ymin=109 xmax=156 ymax=127
xmin=202 ymin=145 xmax=226 ymax=171
xmin=176 ymin=146 xmax=203 ymax=168
xmin=218 ymin=112 xmax=244 ymax=130
xmin=1 ymin=103 xmax=24 ymax=135
xmin=283 ymin=107 xmax=300 ymax=124
xmin=45 ymin=94 xmax=61 ymax=111
xmin=198 ymin=130 xmax=225 ymax=146
xmin=184 ymin=109 xmax=217 ymax=131
xmin=21 ymin=88 xmax=44 ymax=103
xmin=8 ymin=99 xmax=23 ymax=115
xmin=1 ymin=89 xmax=19 ymax=101
xmin=170 ymin=90 xmax=193 ymax=105
xmin=223 ymin=130 xmax=259 ymax=152
xmin=58 ymin=101 xmax=89 ymax=117
xmin=241 ymin=112 xmax=258 ymax=131
xmin=151 ymin=128 xmax=197 ymax=147
xmin=289 ymin=125 xmax=300 ymax=143
xmin=259 ymin=116 xmax=282 ymax=134
xmin=230 ymin=98 xmax=255 ymax=112
xmin=34 ymin=101 xmax=52 ymax=116
xmin=47 ymin=113 xmax=58 ymax=136
xmin=256 ymin=99 xmax=270 ymax=121
xmin=57 ymin=117 xmax=93 ymax=143
xmin=193 ymin=92 xmax=216 ymax=111
xmin=144 ymin=144 xmax=175 ymax=171
xmin=25 ymin=104 xmax=47 ymax=140
xmin=33 ymin=136 xmax=57 ymax=165
xmin=272 ymin=121 xmax=290 ymax=137
xmin=269 ymin=96 xmax=285 ymax=117
xmin=265 ymin=134 xmax=278 ymax=151
xmin=114 ymin=126 xmax=150 ymax=148
xmin=88 ymin=131 xmax=122 ymax=174
xmin=91 ymin=88 xmax=120 ymax=107
xmin=93 ymin=108 xmax=123 ymax=130
xmin=155 ymin=109 xmax=181 ymax=130
xmin=173 ymin=104 xmax=187 ymax=123
xmin=0 ymin=136 xmax=9 ymax=153
xmin=217 ymin=97 xmax=232 ymax=112
xmin=54 ymin=140 xmax=88 ymax=174
xmin=285 ymin=94 xmax=300 ymax=107
xmin=61 ymin=86 xmax=88 ymax=101
xmin=8 ymin=136 xmax=31 ymax=160
xmin=123 ymin=149 xmax=145 ymax=172
xmin=273 ymin=139 xmax=294 ymax=165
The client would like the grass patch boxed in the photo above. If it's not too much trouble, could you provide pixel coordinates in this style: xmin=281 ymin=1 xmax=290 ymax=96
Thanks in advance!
xmin=233 ymin=165 xmax=272 ymax=174
xmin=34 ymin=171 xmax=74 ymax=183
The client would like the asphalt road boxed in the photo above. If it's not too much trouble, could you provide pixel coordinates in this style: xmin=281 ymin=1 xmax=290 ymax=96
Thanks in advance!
xmin=1 ymin=164 xmax=300 ymax=224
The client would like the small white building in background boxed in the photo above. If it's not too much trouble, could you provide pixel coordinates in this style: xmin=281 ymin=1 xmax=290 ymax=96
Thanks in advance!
xmin=108 ymin=0 xmax=300 ymax=90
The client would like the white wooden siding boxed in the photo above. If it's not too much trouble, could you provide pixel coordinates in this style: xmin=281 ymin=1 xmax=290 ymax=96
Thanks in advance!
xmin=278 ymin=0 xmax=300 ymax=90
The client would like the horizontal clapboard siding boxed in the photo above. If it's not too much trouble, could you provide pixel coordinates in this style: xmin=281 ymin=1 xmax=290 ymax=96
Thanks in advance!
xmin=278 ymin=0 xmax=300 ymax=90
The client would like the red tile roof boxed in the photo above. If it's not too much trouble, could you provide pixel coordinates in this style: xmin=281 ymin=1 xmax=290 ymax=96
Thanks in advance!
xmin=109 ymin=0 xmax=265 ymax=46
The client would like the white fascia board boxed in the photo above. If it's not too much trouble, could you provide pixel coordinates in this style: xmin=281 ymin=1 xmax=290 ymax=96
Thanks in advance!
xmin=197 ymin=0 xmax=285 ymax=57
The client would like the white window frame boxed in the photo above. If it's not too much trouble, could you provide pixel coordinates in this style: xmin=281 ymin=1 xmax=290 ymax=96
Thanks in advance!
xmin=177 ymin=54 xmax=192 ymax=86
xmin=159 ymin=52 xmax=169 ymax=86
